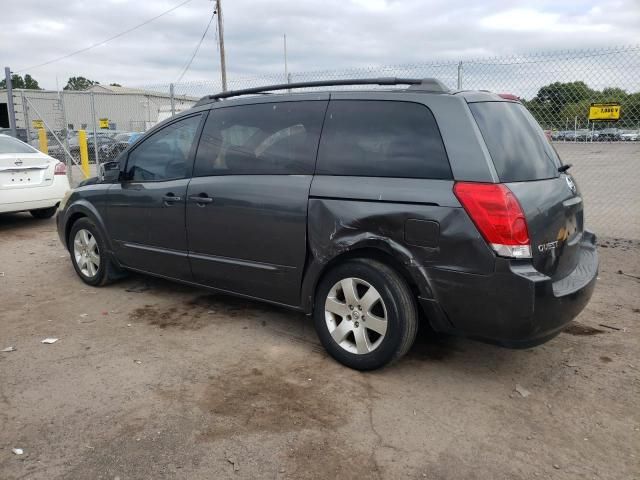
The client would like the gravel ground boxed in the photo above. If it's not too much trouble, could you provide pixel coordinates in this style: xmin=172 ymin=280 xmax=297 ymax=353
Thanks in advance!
xmin=554 ymin=142 xmax=640 ymax=240
xmin=0 ymin=214 xmax=638 ymax=480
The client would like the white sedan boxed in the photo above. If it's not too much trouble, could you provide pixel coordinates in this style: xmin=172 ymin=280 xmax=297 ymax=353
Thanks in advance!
xmin=0 ymin=134 xmax=70 ymax=218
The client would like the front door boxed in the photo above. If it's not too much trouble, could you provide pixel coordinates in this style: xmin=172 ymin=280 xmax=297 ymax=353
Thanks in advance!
xmin=107 ymin=114 xmax=203 ymax=280
xmin=186 ymin=99 xmax=328 ymax=306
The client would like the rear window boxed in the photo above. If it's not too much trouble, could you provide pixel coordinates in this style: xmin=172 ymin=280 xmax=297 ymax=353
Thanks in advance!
xmin=469 ymin=102 xmax=559 ymax=182
xmin=0 ymin=135 xmax=38 ymax=154
xmin=316 ymin=100 xmax=452 ymax=179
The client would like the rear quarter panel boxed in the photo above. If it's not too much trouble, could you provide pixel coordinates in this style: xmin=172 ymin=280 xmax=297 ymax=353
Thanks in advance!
xmin=302 ymin=176 xmax=496 ymax=314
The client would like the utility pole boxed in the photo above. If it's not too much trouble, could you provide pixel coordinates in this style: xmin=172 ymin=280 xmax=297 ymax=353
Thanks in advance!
xmin=284 ymin=34 xmax=288 ymax=83
xmin=214 ymin=0 xmax=228 ymax=91
xmin=4 ymin=67 xmax=17 ymax=138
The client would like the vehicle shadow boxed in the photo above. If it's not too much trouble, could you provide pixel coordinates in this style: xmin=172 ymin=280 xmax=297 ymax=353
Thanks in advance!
xmin=0 ymin=212 xmax=55 ymax=234
xmin=117 ymin=271 xmax=543 ymax=380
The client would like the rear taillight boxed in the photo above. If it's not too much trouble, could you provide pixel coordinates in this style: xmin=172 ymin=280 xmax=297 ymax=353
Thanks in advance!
xmin=54 ymin=162 xmax=66 ymax=175
xmin=453 ymin=182 xmax=531 ymax=259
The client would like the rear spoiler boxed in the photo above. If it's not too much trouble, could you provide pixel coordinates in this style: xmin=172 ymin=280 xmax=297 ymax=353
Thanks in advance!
xmin=498 ymin=93 xmax=520 ymax=101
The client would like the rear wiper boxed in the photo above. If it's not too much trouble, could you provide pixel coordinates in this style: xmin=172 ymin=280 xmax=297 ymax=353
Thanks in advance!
xmin=558 ymin=163 xmax=572 ymax=173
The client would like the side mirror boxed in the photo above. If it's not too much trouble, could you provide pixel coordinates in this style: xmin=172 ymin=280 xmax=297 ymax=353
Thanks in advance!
xmin=99 ymin=161 xmax=121 ymax=183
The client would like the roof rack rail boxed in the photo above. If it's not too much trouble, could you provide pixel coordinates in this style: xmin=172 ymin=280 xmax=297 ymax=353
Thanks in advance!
xmin=195 ymin=77 xmax=449 ymax=105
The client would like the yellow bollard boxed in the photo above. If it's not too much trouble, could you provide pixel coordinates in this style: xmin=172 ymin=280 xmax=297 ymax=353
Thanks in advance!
xmin=78 ymin=130 xmax=90 ymax=178
xmin=38 ymin=128 xmax=48 ymax=154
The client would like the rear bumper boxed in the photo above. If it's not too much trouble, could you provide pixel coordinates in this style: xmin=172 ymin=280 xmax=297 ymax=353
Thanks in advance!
xmin=0 ymin=177 xmax=70 ymax=214
xmin=424 ymin=231 xmax=598 ymax=348
xmin=0 ymin=198 xmax=62 ymax=214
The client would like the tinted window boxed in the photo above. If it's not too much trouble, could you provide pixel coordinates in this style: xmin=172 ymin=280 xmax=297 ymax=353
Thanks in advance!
xmin=194 ymin=101 xmax=327 ymax=176
xmin=125 ymin=115 xmax=201 ymax=181
xmin=469 ymin=102 xmax=559 ymax=182
xmin=316 ymin=100 xmax=451 ymax=179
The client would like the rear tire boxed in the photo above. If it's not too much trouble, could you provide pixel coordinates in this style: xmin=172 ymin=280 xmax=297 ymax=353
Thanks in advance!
xmin=68 ymin=217 xmax=124 ymax=286
xmin=313 ymin=258 xmax=418 ymax=370
xmin=30 ymin=206 xmax=57 ymax=219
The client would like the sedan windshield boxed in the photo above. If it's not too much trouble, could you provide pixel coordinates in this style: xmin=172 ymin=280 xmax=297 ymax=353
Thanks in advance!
xmin=0 ymin=135 xmax=39 ymax=154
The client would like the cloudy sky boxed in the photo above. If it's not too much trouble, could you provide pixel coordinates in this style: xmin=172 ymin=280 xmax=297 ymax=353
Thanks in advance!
xmin=1 ymin=0 xmax=639 ymax=91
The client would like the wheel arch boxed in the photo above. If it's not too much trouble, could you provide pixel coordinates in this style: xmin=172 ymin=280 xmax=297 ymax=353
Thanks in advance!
xmin=300 ymin=241 xmax=433 ymax=317
xmin=65 ymin=211 xmax=87 ymax=248
xmin=62 ymin=201 xmax=112 ymax=253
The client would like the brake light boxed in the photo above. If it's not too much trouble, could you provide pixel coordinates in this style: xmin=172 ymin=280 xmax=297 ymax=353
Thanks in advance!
xmin=54 ymin=162 xmax=66 ymax=175
xmin=453 ymin=182 xmax=531 ymax=259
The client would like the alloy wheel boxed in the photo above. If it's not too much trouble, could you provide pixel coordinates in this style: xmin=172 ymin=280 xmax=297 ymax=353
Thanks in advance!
xmin=73 ymin=229 xmax=100 ymax=278
xmin=324 ymin=277 xmax=388 ymax=354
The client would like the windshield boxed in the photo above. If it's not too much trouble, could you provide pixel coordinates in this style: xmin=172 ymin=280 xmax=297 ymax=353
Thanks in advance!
xmin=469 ymin=102 xmax=560 ymax=182
xmin=0 ymin=135 xmax=39 ymax=154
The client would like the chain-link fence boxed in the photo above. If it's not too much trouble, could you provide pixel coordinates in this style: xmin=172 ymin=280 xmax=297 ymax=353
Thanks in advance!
xmin=2 ymin=45 xmax=638 ymax=238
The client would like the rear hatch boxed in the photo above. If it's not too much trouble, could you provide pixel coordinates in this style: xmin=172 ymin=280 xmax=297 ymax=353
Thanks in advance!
xmin=469 ymin=100 xmax=584 ymax=281
xmin=0 ymin=153 xmax=55 ymax=189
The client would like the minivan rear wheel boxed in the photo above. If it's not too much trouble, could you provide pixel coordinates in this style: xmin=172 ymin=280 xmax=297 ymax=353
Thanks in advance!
xmin=314 ymin=258 xmax=418 ymax=370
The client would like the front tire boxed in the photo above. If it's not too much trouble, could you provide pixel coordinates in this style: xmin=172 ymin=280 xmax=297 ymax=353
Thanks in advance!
xmin=313 ymin=258 xmax=418 ymax=370
xmin=30 ymin=206 xmax=57 ymax=219
xmin=69 ymin=218 xmax=123 ymax=286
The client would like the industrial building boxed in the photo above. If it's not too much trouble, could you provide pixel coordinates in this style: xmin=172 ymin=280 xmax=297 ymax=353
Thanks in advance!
xmin=0 ymin=84 xmax=197 ymax=140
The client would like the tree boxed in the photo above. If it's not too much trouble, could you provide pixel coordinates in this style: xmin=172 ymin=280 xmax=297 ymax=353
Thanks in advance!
xmin=534 ymin=81 xmax=593 ymax=107
xmin=109 ymin=82 xmax=122 ymax=87
xmin=524 ymin=82 xmax=639 ymax=130
xmin=63 ymin=76 xmax=100 ymax=91
xmin=0 ymin=73 xmax=42 ymax=90
xmin=23 ymin=74 xmax=41 ymax=90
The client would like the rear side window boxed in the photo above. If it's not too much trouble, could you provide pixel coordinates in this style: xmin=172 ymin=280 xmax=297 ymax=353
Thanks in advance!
xmin=469 ymin=102 xmax=559 ymax=182
xmin=194 ymin=101 xmax=327 ymax=176
xmin=316 ymin=100 xmax=451 ymax=179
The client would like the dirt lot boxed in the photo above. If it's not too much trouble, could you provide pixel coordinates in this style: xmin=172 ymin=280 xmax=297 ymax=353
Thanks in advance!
xmin=0 ymin=214 xmax=638 ymax=480
xmin=554 ymin=142 xmax=640 ymax=240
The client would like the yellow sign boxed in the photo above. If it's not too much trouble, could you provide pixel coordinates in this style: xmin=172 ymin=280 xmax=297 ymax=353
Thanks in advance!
xmin=589 ymin=103 xmax=621 ymax=121
xmin=99 ymin=118 xmax=110 ymax=129
xmin=32 ymin=119 xmax=44 ymax=129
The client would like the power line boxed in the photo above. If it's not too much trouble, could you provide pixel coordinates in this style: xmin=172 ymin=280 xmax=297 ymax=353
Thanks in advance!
xmin=175 ymin=11 xmax=215 ymax=83
xmin=16 ymin=0 xmax=194 ymax=73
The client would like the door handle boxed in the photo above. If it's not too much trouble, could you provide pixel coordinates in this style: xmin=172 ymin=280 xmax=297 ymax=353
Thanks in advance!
xmin=188 ymin=194 xmax=213 ymax=205
xmin=162 ymin=193 xmax=182 ymax=204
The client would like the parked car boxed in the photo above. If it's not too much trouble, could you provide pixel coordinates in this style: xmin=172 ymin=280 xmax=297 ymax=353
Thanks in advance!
xmin=56 ymin=78 xmax=598 ymax=370
xmin=550 ymin=130 xmax=564 ymax=141
xmin=0 ymin=134 xmax=70 ymax=218
xmin=575 ymin=129 xmax=598 ymax=142
xmin=598 ymin=128 xmax=621 ymax=141
xmin=0 ymin=128 xmax=29 ymax=143
xmin=28 ymin=130 xmax=58 ymax=149
xmin=68 ymin=134 xmax=116 ymax=163
xmin=620 ymin=129 xmax=639 ymax=141
xmin=100 ymin=132 xmax=144 ymax=160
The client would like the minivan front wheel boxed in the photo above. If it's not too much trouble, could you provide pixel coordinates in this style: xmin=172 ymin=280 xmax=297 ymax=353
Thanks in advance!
xmin=314 ymin=259 xmax=418 ymax=370
xmin=69 ymin=218 xmax=123 ymax=286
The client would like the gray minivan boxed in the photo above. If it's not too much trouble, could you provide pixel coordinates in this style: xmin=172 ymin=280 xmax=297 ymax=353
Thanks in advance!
xmin=57 ymin=78 xmax=598 ymax=370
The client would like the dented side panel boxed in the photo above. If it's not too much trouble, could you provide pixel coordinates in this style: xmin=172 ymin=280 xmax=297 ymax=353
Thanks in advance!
xmin=301 ymin=176 xmax=496 ymax=316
